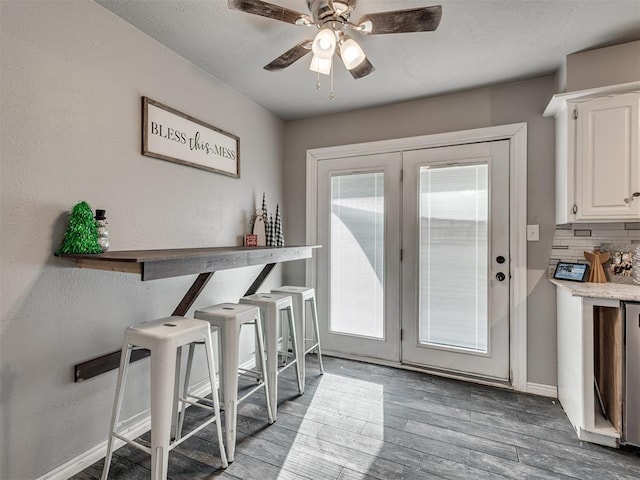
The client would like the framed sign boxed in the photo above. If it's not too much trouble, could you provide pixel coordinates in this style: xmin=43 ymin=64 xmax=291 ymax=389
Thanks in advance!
xmin=142 ymin=97 xmax=240 ymax=178
xmin=553 ymin=261 xmax=589 ymax=282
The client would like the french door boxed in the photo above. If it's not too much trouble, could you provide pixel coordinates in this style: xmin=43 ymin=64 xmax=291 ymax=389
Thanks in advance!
xmin=316 ymin=152 xmax=401 ymax=362
xmin=402 ymin=141 xmax=510 ymax=380
xmin=315 ymin=141 xmax=511 ymax=381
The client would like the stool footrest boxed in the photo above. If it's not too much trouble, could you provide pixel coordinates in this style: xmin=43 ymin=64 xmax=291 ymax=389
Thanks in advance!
xmin=170 ymin=415 xmax=220 ymax=450
xmin=237 ymin=382 xmax=266 ymax=404
xmin=305 ymin=344 xmax=320 ymax=354
xmin=238 ymin=368 xmax=264 ymax=379
xmin=278 ymin=358 xmax=298 ymax=374
xmin=112 ymin=432 xmax=152 ymax=455
xmin=181 ymin=395 xmax=215 ymax=411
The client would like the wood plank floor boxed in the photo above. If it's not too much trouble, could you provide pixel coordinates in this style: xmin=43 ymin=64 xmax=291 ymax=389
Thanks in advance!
xmin=73 ymin=356 xmax=640 ymax=480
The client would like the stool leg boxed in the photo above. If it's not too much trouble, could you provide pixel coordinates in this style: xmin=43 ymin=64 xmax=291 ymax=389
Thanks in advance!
xmin=203 ymin=328 xmax=228 ymax=468
xmin=101 ymin=344 xmax=133 ymax=480
xmin=287 ymin=306 xmax=304 ymax=395
xmin=280 ymin=316 xmax=290 ymax=368
xmin=220 ymin=322 xmax=239 ymax=462
xmin=295 ymin=298 xmax=306 ymax=388
xmin=171 ymin=346 xmax=183 ymax=441
xmin=263 ymin=308 xmax=279 ymax=422
xmin=176 ymin=343 xmax=196 ymax=440
xmin=254 ymin=315 xmax=274 ymax=424
xmin=309 ymin=297 xmax=324 ymax=374
xmin=150 ymin=343 xmax=176 ymax=480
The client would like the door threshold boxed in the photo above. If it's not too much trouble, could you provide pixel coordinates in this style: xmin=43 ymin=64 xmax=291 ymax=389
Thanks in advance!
xmin=401 ymin=362 xmax=513 ymax=390
xmin=322 ymin=350 xmax=514 ymax=390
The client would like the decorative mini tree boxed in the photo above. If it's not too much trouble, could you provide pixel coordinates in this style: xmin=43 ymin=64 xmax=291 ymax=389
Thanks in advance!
xmin=274 ymin=203 xmax=284 ymax=247
xmin=56 ymin=201 xmax=103 ymax=254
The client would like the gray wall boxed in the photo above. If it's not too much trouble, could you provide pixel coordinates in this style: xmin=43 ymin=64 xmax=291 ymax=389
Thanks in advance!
xmin=282 ymin=76 xmax=558 ymax=388
xmin=0 ymin=1 xmax=284 ymax=478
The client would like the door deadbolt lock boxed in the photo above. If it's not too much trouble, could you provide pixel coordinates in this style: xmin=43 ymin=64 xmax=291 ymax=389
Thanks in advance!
xmin=496 ymin=256 xmax=505 ymax=264
xmin=496 ymin=272 xmax=506 ymax=281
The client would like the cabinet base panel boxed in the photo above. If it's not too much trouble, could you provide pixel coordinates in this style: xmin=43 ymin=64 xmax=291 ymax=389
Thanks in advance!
xmin=577 ymin=426 xmax=620 ymax=448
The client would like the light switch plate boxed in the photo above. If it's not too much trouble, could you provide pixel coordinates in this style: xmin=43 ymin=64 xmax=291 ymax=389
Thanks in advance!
xmin=527 ymin=224 xmax=539 ymax=241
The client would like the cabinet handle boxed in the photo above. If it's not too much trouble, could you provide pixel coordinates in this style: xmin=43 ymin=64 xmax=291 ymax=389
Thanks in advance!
xmin=572 ymin=204 xmax=578 ymax=214
xmin=624 ymin=192 xmax=640 ymax=204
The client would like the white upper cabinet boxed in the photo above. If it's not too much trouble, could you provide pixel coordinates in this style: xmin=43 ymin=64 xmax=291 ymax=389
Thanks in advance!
xmin=545 ymin=83 xmax=640 ymax=224
xmin=575 ymin=93 xmax=640 ymax=220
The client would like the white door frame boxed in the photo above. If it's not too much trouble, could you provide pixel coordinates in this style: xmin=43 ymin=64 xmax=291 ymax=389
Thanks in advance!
xmin=305 ymin=123 xmax=528 ymax=392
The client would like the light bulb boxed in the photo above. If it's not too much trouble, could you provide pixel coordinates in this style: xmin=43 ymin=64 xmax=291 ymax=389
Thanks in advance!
xmin=339 ymin=36 xmax=366 ymax=70
xmin=310 ymin=54 xmax=332 ymax=75
xmin=312 ymin=28 xmax=336 ymax=60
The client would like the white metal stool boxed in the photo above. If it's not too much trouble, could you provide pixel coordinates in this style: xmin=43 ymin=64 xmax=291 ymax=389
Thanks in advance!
xmin=240 ymin=293 xmax=303 ymax=421
xmin=101 ymin=317 xmax=227 ymax=480
xmin=188 ymin=303 xmax=273 ymax=463
xmin=271 ymin=286 xmax=324 ymax=387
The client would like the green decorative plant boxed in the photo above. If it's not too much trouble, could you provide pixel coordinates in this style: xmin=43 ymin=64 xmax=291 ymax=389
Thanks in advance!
xmin=56 ymin=201 xmax=103 ymax=254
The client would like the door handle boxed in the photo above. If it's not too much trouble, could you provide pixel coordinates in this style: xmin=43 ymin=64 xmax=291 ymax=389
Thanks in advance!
xmin=496 ymin=272 xmax=506 ymax=282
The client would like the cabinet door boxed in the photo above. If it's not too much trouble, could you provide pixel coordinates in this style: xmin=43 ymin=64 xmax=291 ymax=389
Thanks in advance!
xmin=575 ymin=93 xmax=640 ymax=220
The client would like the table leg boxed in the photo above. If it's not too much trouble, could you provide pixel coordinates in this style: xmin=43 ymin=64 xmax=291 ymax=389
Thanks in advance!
xmin=244 ymin=263 xmax=276 ymax=296
xmin=173 ymin=272 xmax=215 ymax=316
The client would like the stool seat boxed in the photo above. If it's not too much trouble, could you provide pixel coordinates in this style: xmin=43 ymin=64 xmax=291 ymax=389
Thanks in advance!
xmin=240 ymin=293 xmax=303 ymax=421
xmin=102 ymin=316 xmax=227 ymax=480
xmin=271 ymin=286 xmax=324 ymax=387
xmin=197 ymin=303 xmax=262 ymax=324
xmin=192 ymin=303 xmax=272 ymax=463
xmin=271 ymin=285 xmax=312 ymax=295
xmin=126 ymin=317 xmax=213 ymax=346
xmin=241 ymin=292 xmax=293 ymax=309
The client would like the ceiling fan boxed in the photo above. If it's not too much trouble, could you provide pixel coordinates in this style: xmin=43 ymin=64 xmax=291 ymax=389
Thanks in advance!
xmin=228 ymin=0 xmax=442 ymax=82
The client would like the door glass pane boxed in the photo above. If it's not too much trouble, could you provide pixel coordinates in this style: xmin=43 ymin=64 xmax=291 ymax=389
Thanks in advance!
xmin=330 ymin=172 xmax=384 ymax=338
xmin=419 ymin=164 xmax=488 ymax=352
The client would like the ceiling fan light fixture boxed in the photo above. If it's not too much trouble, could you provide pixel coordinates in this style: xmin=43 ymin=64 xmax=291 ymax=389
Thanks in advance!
xmin=310 ymin=54 xmax=332 ymax=75
xmin=312 ymin=28 xmax=337 ymax=59
xmin=339 ymin=36 xmax=366 ymax=70
xmin=332 ymin=1 xmax=349 ymax=15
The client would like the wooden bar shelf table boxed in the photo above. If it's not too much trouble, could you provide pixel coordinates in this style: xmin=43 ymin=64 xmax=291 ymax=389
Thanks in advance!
xmin=57 ymin=245 xmax=318 ymax=382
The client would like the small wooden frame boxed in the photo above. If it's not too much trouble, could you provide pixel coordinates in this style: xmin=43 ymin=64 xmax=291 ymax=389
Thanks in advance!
xmin=142 ymin=97 xmax=240 ymax=178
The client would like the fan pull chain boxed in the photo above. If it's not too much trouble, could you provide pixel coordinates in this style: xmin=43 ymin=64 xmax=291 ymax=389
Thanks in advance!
xmin=329 ymin=56 xmax=335 ymax=100
xmin=316 ymin=69 xmax=321 ymax=90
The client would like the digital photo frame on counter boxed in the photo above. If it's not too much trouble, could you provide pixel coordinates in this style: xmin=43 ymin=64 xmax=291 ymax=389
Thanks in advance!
xmin=553 ymin=261 xmax=589 ymax=282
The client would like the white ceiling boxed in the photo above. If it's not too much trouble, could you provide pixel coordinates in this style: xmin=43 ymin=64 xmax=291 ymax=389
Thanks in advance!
xmin=95 ymin=0 xmax=640 ymax=120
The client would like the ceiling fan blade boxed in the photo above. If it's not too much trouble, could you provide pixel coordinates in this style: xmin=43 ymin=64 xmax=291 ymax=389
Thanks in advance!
xmin=228 ymin=0 xmax=313 ymax=26
xmin=348 ymin=57 xmax=375 ymax=79
xmin=264 ymin=41 xmax=312 ymax=71
xmin=356 ymin=5 xmax=442 ymax=34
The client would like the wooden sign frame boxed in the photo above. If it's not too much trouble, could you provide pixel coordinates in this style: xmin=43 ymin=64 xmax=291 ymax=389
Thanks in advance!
xmin=142 ymin=97 xmax=240 ymax=178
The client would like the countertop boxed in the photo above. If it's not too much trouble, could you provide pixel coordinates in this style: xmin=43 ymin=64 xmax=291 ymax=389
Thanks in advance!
xmin=549 ymin=278 xmax=640 ymax=301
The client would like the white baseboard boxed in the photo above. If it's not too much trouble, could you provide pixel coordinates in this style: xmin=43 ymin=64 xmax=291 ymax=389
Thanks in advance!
xmin=36 ymin=409 xmax=152 ymax=480
xmin=36 ymin=380 xmax=213 ymax=480
xmin=526 ymin=382 xmax=558 ymax=398
xmin=38 ymin=355 xmax=259 ymax=480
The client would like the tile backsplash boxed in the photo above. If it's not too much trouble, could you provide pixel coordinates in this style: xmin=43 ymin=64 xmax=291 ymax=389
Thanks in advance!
xmin=549 ymin=222 xmax=640 ymax=284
